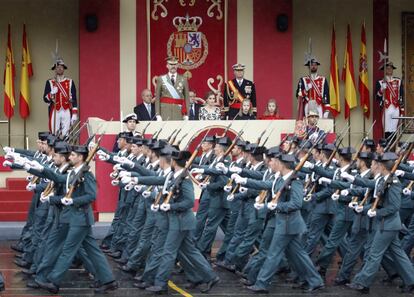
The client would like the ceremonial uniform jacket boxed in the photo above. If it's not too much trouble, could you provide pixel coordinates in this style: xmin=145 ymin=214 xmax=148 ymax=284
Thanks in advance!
xmin=296 ymin=75 xmax=329 ymax=108
xmin=375 ymin=76 xmax=404 ymax=110
xmin=308 ymin=164 xmax=337 ymax=215
xmin=43 ymin=77 xmax=77 ymax=113
xmin=224 ymin=78 xmax=256 ymax=113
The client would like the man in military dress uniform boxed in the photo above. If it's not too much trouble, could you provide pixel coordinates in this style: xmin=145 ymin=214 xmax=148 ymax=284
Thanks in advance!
xmin=296 ymin=58 xmax=330 ymax=119
xmin=155 ymin=56 xmax=189 ymax=121
xmin=43 ymin=58 xmax=78 ymax=137
xmin=375 ymin=62 xmax=404 ymax=139
xmin=223 ymin=63 xmax=257 ymax=120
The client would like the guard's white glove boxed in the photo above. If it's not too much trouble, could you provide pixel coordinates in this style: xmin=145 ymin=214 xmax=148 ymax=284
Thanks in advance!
xmin=254 ymin=202 xmax=264 ymax=210
xmin=3 ymin=146 xmax=13 ymax=154
xmin=223 ymin=185 xmax=232 ymax=192
xmin=255 ymin=196 xmax=262 ymax=203
xmin=26 ymin=175 xmax=33 ymax=181
xmin=341 ymin=189 xmax=350 ymax=196
xmin=3 ymin=160 xmax=12 ymax=167
xmin=408 ymin=160 xmax=414 ymax=166
xmin=229 ymin=166 xmax=242 ymax=174
xmin=61 ymin=197 xmax=74 ymax=206
xmin=341 ymin=172 xmax=355 ymax=182
xmin=380 ymin=82 xmax=387 ymax=91
xmin=40 ymin=193 xmax=50 ymax=203
xmin=26 ymin=183 xmax=36 ymax=191
xmin=239 ymin=186 xmax=248 ymax=193
xmin=394 ymin=170 xmax=405 ymax=177
xmin=191 ymin=168 xmax=204 ymax=174
xmin=142 ymin=191 xmax=151 ymax=198
xmin=134 ymin=185 xmax=143 ymax=192
xmin=183 ymin=115 xmax=189 ymax=121
xmin=160 ymin=203 xmax=171 ymax=212
xmin=120 ymin=158 xmax=135 ymax=168
xmin=332 ymin=158 xmax=338 ymax=165
xmin=195 ymin=174 xmax=204 ymax=181
xmin=323 ymin=111 xmax=330 ymax=119
xmin=215 ymin=163 xmax=228 ymax=174
xmin=88 ymin=141 xmax=96 ymax=151
xmin=97 ymin=150 xmax=110 ymax=161
xmin=23 ymin=163 xmax=31 ymax=171
xmin=331 ymin=193 xmax=340 ymax=201
xmin=403 ymin=188 xmax=412 ymax=196
xmin=348 ymin=201 xmax=358 ymax=208
xmin=267 ymin=202 xmax=277 ymax=210
xmin=234 ymin=175 xmax=247 ymax=185
xmin=355 ymin=205 xmax=364 ymax=213
xmin=5 ymin=151 xmax=19 ymax=160
xmin=226 ymin=194 xmax=234 ymax=201
xmin=367 ymin=209 xmax=376 ymax=217
xmin=118 ymin=171 xmax=131 ymax=178
xmin=113 ymin=164 xmax=122 ymax=171
xmin=121 ymin=176 xmax=132 ymax=184
xmin=199 ymin=183 xmax=208 ymax=190
xmin=71 ymin=114 xmax=78 ymax=125
xmin=13 ymin=156 xmax=27 ymax=167
xmin=151 ymin=204 xmax=159 ymax=212
xmin=156 ymin=115 xmax=163 ymax=121
xmin=51 ymin=86 xmax=58 ymax=95
xmin=318 ymin=177 xmax=332 ymax=185
xmin=29 ymin=160 xmax=44 ymax=172
xmin=303 ymin=161 xmax=314 ymax=169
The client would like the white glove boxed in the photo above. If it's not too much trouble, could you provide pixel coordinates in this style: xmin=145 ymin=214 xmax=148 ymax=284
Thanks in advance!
xmin=215 ymin=163 xmax=228 ymax=174
xmin=403 ymin=188 xmax=412 ymax=196
xmin=183 ymin=115 xmax=189 ymax=121
xmin=3 ymin=160 xmax=12 ymax=167
xmin=341 ymin=189 xmax=349 ymax=196
xmin=348 ymin=201 xmax=358 ymax=209
xmin=195 ymin=174 xmax=204 ymax=181
xmin=254 ymin=202 xmax=264 ymax=210
xmin=26 ymin=175 xmax=33 ymax=182
xmin=234 ymin=175 xmax=247 ymax=185
xmin=113 ymin=164 xmax=122 ymax=170
xmin=303 ymin=161 xmax=314 ymax=169
xmin=380 ymin=82 xmax=387 ymax=91
xmin=30 ymin=160 xmax=44 ymax=172
xmin=134 ymin=185 xmax=143 ymax=192
xmin=341 ymin=172 xmax=355 ymax=182
xmin=408 ymin=160 xmax=414 ymax=166
xmin=332 ymin=158 xmax=338 ymax=165
xmin=151 ymin=204 xmax=159 ymax=212
xmin=331 ymin=193 xmax=340 ymax=201
xmin=255 ymin=196 xmax=262 ymax=203
xmin=367 ymin=209 xmax=376 ymax=217
xmin=226 ymin=194 xmax=234 ymax=201
xmin=239 ymin=186 xmax=248 ymax=193
xmin=156 ymin=115 xmax=163 ymax=121
xmin=229 ymin=166 xmax=242 ymax=174
xmin=40 ymin=193 xmax=50 ymax=203
xmin=199 ymin=183 xmax=208 ymax=190
xmin=71 ymin=114 xmax=78 ymax=125
xmin=355 ymin=205 xmax=364 ymax=213
xmin=13 ymin=156 xmax=27 ymax=167
xmin=61 ymin=197 xmax=73 ymax=206
xmin=97 ymin=150 xmax=110 ymax=161
xmin=191 ymin=168 xmax=204 ymax=174
xmin=118 ymin=171 xmax=131 ymax=178
xmin=142 ymin=191 xmax=151 ymax=198
xmin=120 ymin=158 xmax=135 ymax=168
xmin=318 ymin=177 xmax=332 ymax=185
xmin=3 ymin=146 xmax=13 ymax=154
xmin=267 ymin=202 xmax=277 ymax=210
xmin=23 ymin=163 xmax=31 ymax=171
xmin=26 ymin=183 xmax=36 ymax=191
xmin=51 ymin=86 xmax=58 ymax=95
xmin=121 ymin=176 xmax=132 ymax=184
xmin=160 ymin=203 xmax=171 ymax=212
xmin=394 ymin=170 xmax=405 ymax=177
xmin=323 ymin=111 xmax=330 ymax=119
xmin=223 ymin=185 xmax=232 ymax=192
xmin=88 ymin=141 xmax=96 ymax=151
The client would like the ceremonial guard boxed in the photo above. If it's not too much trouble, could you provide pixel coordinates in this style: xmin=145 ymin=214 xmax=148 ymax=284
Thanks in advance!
xmin=375 ymin=62 xmax=404 ymax=139
xmin=223 ymin=63 xmax=257 ymax=119
xmin=155 ymin=56 xmax=190 ymax=121
xmin=43 ymin=57 xmax=78 ymax=137
xmin=296 ymin=57 xmax=330 ymax=119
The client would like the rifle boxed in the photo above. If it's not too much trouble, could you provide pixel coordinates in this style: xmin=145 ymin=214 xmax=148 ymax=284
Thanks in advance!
xmin=256 ymin=121 xmax=272 ymax=145
xmin=142 ymin=121 xmax=151 ymax=136
xmin=176 ymin=132 xmax=189 ymax=147
xmin=270 ymin=132 xmax=327 ymax=205
xmin=217 ymin=122 xmax=232 ymax=138
xmin=166 ymin=129 xmax=178 ymax=143
xmin=260 ymin=127 xmax=275 ymax=147
xmin=153 ymin=120 xmax=169 ymax=139
xmin=170 ymin=128 xmax=182 ymax=145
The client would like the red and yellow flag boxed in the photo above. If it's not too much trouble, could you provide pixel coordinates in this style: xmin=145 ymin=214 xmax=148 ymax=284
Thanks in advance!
xmin=329 ymin=24 xmax=340 ymax=117
xmin=4 ymin=24 xmax=15 ymax=119
xmin=358 ymin=22 xmax=370 ymax=118
xmin=342 ymin=24 xmax=357 ymax=119
xmin=19 ymin=24 xmax=33 ymax=119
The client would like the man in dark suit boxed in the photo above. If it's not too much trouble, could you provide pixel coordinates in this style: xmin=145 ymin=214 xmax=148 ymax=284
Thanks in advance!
xmin=223 ymin=63 xmax=257 ymax=119
xmin=188 ymin=90 xmax=202 ymax=120
xmin=134 ymin=89 xmax=156 ymax=121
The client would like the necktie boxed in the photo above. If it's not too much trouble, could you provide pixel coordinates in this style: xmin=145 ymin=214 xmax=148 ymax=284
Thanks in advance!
xmin=147 ymin=104 xmax=151 ymax=117
xmin=171 ymin=75 xmax=175 ymax=86
xmin=190 ymin=104 xmax=195 ymax=118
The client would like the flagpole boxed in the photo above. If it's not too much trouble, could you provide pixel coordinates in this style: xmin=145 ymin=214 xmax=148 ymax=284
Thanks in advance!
xmin=23 ymin=119 xmax=26 ymax=149
xmin=8 ymin=120 xmax=11 ymax=146
xmin=348 ymin=116 xmax=351 ymax=146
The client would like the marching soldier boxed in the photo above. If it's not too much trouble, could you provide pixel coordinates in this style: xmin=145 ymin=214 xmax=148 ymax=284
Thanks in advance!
xmin=43 ymin=58 xmax=78 ymax=137
xmin=296 ymin=58 xmax=330 ymax=119
xmin=375 ymin=61 xmax=404 ymax=139
xmin=223 ymin=63 xmax=257 ymax=120
xmin=155 ymin=56 xmax=190 ymax=121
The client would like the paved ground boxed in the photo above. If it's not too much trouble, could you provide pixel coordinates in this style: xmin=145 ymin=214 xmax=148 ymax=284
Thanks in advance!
xmin=0 ymin=241 xmax=408 ymax=297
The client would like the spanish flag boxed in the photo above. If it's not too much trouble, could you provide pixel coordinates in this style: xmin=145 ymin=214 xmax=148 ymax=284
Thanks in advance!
xmin=342 ymin=24 xmax=357 ymax=119
xmin=4 ymin=24 xmax=15 ymax=119
xmin=19 ymin=24 xmax=33 ymax=119
xmin=329 ymin=24 xmax=340 ymax=117
xmin=358 ymin=22 xmax=370 ymax=118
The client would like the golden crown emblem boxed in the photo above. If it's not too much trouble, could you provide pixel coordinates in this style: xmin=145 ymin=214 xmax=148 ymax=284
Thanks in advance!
xmin=173 ymin=14 xmax=203 ymax=32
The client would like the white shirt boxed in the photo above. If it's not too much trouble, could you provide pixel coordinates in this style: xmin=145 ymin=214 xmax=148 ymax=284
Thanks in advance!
xmin=252 ymin=161 xmax=264 ymax=171
xmin=174 ymin=168 xmax=184 ymax=179
xmin=145 ymin=103 xmax=152 ymax=116
xmin=237 ymin=79 xmax=244 ymax=86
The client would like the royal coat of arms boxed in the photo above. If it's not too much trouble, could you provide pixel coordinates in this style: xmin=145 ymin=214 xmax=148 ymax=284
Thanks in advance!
xmin=167 ymin=15 xmax=209 ymax=77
